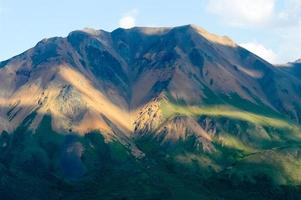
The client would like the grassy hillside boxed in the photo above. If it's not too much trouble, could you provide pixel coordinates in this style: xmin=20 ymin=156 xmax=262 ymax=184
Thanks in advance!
xmin=1 ymin=111 xmax=301 ymax=199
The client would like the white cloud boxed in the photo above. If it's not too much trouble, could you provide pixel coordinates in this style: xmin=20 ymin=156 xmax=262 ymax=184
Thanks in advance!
xmin=240 ymin=42 xmax=278 ymax=64
xmin=274 ymin=0 xmax=301 ymax=28
xmin=205 ymin=0 xmax=301 ymax=62
xmin=206 ymin=0 xmax=275 ymax=27
xmin=273 ymin=26 xmax=301 ymax=63
xmin=119 ymin=16 xmax=135 ymax=29
xmin=273 ymin=0 xmax=301 ymax=62
xmin=119 ymin=9 xmax=138 ymax=29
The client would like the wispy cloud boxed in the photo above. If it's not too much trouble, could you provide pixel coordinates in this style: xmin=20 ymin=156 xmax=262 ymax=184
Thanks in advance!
xmin=206 ymin=0 xmax=301 ymax=29
xmin=206 ymin=0 xmax=275 ymax=27
xmin=274 ymin=0 xmax=301 ymax=28
xmin=240 ymin=41 xmax=278 ymax=64
xmin=206 ymin=0 xmax=301 ymax=63
xmin=119 ymin=9 xmax=138 ymax=29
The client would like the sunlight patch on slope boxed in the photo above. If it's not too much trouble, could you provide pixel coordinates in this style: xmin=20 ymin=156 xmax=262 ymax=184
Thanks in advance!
xmin=191 ymin=24 xmax=236 ymax=47
xmin=57 ymin=66 xmax=133 ymax=134
xmin=160 ymin=99 xmax=298 ymax=130
xmin=236 ymin=147 xmax=301 ymax=184
xmin=216 ymin=134 xmax=255 ymax=154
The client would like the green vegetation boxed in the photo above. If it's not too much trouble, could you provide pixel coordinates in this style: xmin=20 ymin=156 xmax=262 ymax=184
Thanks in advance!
xmin=155 ymin=94 xmax=301 ymax=197
xmin=1 ymin=96 xmax=301 ymax=199
xmin=160 ymin=98 xmax=298 ymax=130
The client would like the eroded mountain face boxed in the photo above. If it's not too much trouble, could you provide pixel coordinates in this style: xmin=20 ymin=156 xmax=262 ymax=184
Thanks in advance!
xmin=279 ymin=59 xmax=301 ymax=80
xmin=1 ymin=25 xmax=301 ymax=199
xmin=1 ymin=25 xmax=301 ymax=136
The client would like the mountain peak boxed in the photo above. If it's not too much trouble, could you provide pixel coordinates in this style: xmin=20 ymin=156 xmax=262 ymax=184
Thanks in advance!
xmin=294 ymin=58 xmax=301 ymax=63
xmin=175 ymin=24 xmax=236 ymax=47
xmin=111 ymin=26 xmax=172 ymax=37
xmin=65 ymin=25 xmax=236 ymax=48
xmin=81 ymin=27 xmax=103 ymax=36
xmin=68 ymin=27 xmax=109 ymax=38
xmin=2 ymin=24 xmax=301 ymax=199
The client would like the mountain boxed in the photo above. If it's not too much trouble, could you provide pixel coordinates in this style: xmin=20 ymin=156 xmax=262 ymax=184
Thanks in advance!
xmin=278 ymin=59 xmax=301 ymax=80
xmin=1 ymin=24 xmax=301 ymax=199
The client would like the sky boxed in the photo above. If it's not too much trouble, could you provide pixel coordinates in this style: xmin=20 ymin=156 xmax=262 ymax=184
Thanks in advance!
xmin=0 ymin=0 xmax=301 ymax=64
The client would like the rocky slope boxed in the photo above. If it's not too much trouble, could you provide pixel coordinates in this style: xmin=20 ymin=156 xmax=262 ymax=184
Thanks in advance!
xmin=279 ymin=58 xmax=301 ymax=80
xmin=1 ymin=25 xmax=301 ymax=199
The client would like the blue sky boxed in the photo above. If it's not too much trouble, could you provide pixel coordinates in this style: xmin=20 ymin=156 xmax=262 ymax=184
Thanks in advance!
xmin=0 ymin=0 xmax=301 ymax=64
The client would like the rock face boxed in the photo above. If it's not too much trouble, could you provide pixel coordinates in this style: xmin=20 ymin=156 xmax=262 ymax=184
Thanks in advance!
xmin=1 ymin=25 xmax=301 ymax=199
xmin=279 ymin=59 xmax=301 ymax=80
xmin=1 ymin=24 xmax=301 ymax=137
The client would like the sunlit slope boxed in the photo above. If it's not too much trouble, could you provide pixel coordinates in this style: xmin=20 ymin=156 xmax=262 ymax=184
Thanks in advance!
xmin=160 ymin=99 xmax=298 ymax=130
xmin=1 ymin=24 xmax=301 ymax=199
xmin=133 ymin=94 xmax=301 ymax=185
xmin=1 ymin=24 xmax=301 ymax=137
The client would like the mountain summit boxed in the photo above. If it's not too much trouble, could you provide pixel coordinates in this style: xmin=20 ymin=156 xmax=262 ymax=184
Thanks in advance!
xmin=1 ymin=25 xmax=301 ymax=199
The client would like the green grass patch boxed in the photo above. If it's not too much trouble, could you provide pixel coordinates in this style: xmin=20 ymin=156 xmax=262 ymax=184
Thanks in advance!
xmin=160 ymin=98 xmax=299 ymax=130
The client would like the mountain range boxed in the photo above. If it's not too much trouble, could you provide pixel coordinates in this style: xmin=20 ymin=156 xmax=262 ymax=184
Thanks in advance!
xmin=1 ymin=24 xmax=301 ymax=199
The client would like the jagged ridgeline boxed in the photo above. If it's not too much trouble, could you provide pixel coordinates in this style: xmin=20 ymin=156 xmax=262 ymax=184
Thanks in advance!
xmin=1 ymin=25 xmax=301 ymax=199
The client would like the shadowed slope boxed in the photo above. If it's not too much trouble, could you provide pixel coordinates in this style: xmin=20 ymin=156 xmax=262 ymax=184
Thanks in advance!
xmin=1 ymin=25 xmax=301 ymax=199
